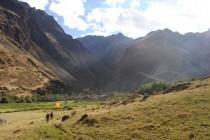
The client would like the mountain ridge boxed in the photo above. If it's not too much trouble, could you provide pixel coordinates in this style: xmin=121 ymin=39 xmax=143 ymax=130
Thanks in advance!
xmin=1 ymin=0 xmax=210 ymax=94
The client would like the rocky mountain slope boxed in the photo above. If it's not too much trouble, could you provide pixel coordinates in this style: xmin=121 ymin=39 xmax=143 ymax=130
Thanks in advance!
xmin=0 ymin=34 xmax=55 ymax=96
xmin=0 ymin=0 xmax=96 ymax=95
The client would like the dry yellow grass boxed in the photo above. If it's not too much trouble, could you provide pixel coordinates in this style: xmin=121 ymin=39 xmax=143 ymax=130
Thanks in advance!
xmin=1 ymin=78 xmax=210 ymax=140
xmin=0 ymin=35 xmax=55 ymax=96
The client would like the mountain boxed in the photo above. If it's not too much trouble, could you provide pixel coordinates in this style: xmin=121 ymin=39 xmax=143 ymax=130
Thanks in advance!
xmin=78 ymin=29 xmax=210 ymax=90
xmin=78 ymin=33 xmax=133 ymax=60
xmin=112 ymin=29 xmax=210 ymax=90
xmin=0 ymin=0 xmax=96 ymax=95
xmin=1 ymin=0 xmax=210 ymax=94
xmin=77 ymin=33 xmax=133 ymax=89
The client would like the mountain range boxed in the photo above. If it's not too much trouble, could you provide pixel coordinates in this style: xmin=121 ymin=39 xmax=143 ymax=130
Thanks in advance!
xmin=0 ymin=0 xmax=210 ymax=95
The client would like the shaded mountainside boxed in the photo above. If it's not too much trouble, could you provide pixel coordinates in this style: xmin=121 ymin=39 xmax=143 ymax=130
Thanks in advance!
xmin=0 ymin=0 xmax=97 ymax=95
xmin=78 ymin=33 xmax=133 ymax=60
xmin=112 ymin=29 xmax=210 ymax=90
xmin=77 ymin=33 xmax=133 ymax=89
xmin=79 ymin=29 xmax=210 ymax=90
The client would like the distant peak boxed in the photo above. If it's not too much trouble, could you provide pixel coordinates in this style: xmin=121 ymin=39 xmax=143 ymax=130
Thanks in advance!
xmin=111 ymin=32 xmax=129 ymax=39
xmin=116 ymin=32 xmax=124 ymax=36
xmin=146 ymin=28 xmax=176 ymax=37
xmin=162 ymin=28 xmax=173 ymax=32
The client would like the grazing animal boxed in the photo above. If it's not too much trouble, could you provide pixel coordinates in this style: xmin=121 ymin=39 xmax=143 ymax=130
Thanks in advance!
xmin=46 ymin=113 xmax=50 ymax=122
xmin=61 ymin=115 xmax=70 ymax=122
xmin=189 ymin=133 xmax=195 ymax=140
xmin=74 ymin=114 xmax=97 ymax=126
xmin=75 ymin=114 xmax=88 ymax=124
xmin=50 ymin=112 xmax=54 ymax=120
xmin=84 ymin=118 xmax=97 ymax=126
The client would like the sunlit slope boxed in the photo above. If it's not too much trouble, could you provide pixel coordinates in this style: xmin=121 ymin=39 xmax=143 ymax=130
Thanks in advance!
xmin=0 ymin=35 xmax=55 ymax=96
xmin=17 ymin=77 xmax=210 ymax=140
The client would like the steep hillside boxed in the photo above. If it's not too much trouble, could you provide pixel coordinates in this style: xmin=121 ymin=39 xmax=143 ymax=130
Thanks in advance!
xmin=107 ymin=29 xmax=210 ymax=90
xmin=0 ymin=0 xmax=96 ymax=94
xmin=0 ymin=35 xmax=55 ymax=96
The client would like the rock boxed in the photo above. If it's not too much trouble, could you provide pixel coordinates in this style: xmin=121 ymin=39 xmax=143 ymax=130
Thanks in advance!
xmin=0 ymin=117 xmax=7 ymax=125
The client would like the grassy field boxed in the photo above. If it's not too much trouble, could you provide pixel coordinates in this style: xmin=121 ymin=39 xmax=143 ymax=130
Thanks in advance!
xmin=0 ymin=100 xmax=101 ymax=113
xmin=1 ymin=78 xmax=210 ymax=140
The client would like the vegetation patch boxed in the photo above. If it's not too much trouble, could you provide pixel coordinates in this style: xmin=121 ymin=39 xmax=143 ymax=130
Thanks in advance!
xmin=137 ymin=82 xmax=170 ymax=95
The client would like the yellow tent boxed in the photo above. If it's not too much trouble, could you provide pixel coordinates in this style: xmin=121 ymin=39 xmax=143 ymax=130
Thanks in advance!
xmin=55 ymin=101 xmax=61 ymax=108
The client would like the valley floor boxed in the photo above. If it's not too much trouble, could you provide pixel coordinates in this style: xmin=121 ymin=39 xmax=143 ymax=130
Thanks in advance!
xmin=1 ymin=78 xmax=210 ymax=140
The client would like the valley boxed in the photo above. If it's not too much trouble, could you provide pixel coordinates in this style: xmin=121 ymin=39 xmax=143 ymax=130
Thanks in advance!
xmin=0 ymin=0 xmax=210 ymax=139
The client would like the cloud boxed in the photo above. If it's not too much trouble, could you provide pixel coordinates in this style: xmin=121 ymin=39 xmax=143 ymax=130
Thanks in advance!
xmin=87 ymin=7 xmax=147 ymax=37
xmin=85 ymin=0 xmax=210 ymax=38
xmin=143 ymin=0 xmax=210 ymax=33
xmin=104 ymin=0 xmax=126 ymax=7
xmin=19 ymin=0 xmax=49 ymax=10
xmin=49 ymin=0 xmax=88 ymax=31
xmin=130 ymin=0 xmax=141 ymax=9
xmin=86 ymin=0 xmax=149 ymax=38
xmin=19 ymin=0 xmax=210 ymax=38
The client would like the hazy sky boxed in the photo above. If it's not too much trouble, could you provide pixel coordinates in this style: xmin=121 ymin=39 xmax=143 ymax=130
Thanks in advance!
xmin=19 ymin=0 xmax=210 ymax=38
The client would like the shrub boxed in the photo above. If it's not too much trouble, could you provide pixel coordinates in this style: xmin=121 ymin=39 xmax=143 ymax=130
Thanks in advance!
xmin=0 ymin=96 xmax=9 ymax=103
xmin=138 ymin=82 xmax=170 ymax=95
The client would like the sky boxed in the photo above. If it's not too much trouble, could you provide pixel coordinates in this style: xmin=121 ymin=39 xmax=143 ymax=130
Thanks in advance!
xmin=19 ymin=0 xmax=210 ymax=38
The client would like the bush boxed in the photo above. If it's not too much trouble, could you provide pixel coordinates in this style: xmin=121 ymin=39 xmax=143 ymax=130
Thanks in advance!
xmin=0 ymin=97 xmax=9 ymax=103
xmin=24 ymin=96 xmax=33 ymax=103
xmin=138 ymin=82 xmax=170 ymax=95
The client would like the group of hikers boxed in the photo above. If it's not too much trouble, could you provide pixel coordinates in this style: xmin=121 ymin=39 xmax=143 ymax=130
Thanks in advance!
xmin=46 ymin=112 xmax=53 ymax=122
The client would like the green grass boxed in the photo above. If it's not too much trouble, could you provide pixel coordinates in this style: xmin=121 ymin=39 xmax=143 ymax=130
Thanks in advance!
xmin=0 ymin=100 xmax=100 ymax=113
